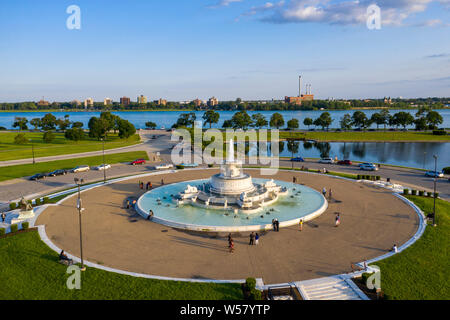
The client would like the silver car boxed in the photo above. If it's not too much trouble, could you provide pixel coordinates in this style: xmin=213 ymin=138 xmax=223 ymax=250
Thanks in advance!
xmin=72 ymin=165 xmax=90 ymax=173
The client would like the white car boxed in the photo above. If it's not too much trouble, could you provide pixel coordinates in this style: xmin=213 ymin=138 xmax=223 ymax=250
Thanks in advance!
xmin=95 ymin=164 xmax=111 ymax=171
xmin=72 ymin=165 xmax=90 ymax=173
xmin=155 ymin=163 xmax=174 ymax=170
xmin=360 ymin=163 xmax=379 ymax=171
xmin=318 ymin=158 xmax=335 ymax=164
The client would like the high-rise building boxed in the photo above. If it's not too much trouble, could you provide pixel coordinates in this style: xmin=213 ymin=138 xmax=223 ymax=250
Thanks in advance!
xmin=37 ymin=98 xmax=49 ymax=107
xmin=104 ymin=98 xmax=113 ymax=106
xmin=192 ymin=98 xmax=203 ymax=107
xmin=120 ymin=97 xmax=131 ymax=106
xmin=208 ymin=97 xmax=219 ymax=107
xmin=137 ymin=95 xmax=147 ymax=104
xmin=84 ymin=98 xmax=94 ymax=108
xmin=155 ymin=98 xmax=167 ymax=106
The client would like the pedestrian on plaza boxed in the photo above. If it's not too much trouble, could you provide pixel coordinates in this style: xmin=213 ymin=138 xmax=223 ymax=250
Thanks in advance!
xmin=322 ymin=187 xmax=327 ymax=197
xmin=249 ymin=232 xmax=255 ymax=245
xmin=126 ymin=199 xmax=130 ymax=209
xmin=229 ymin=240 xmax=235 ymax=253
xmin=392 ymin=244 xmax=398 ymax=253
xmin=335 ymin=213 xmax=341 ymax=227
xmin=255 ymin=233 xmax=260 ymax=245
xmin=161 ymin=179 xmax=165 ymax=186
xmin=272 ymin=219 xmax=276 ymax=231
xmin=146 ymin=182 xmax=150 ymax=190
xmin=293 ymin=176 xmax=297 ymax=184
xmin=147 ymin=210 xmax=154 ymax=220
xmin=329 ymin=189 xmax=333 ymax=201
xmin=132 ymin=199 xmax=137 ymax=209
xmin=1 ymin=212 xmax=6 ymax=223
xmin=228 ymin=233 xmax=232 ymax=245
xmin=275 ymin=219 xmax=280 ymax=232
xmin=299 ymin=219 xmax=303 ymax=232
xmin=150 ymin=182 xmax=153 ymax=189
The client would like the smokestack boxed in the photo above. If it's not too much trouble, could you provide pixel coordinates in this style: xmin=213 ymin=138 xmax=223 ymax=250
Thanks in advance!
xmin=299 ymin=76 xmax=302 ymax=97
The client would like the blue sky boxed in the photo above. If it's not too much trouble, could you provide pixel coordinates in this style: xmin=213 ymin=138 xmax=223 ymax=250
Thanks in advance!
xmin=0 ymin=0 xmax=449 ymax=102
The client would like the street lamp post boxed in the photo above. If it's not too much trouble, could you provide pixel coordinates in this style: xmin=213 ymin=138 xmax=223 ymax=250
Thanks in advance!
xmin=30 ymin=140 xmax=35 ymax=165
xmin=102 ymin=138 xmax=106 ymax=184
xmin=74 ymin=178 xmax=86 ymax=271
xmin=432 ymin=155 xmax=437 ymax=227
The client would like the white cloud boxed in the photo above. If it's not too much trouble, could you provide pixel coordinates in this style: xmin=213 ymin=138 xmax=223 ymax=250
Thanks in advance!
xmin=208 ymin=0 xmax=243 ymax=9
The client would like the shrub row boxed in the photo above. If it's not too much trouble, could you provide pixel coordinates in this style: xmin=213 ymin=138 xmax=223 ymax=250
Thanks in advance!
xmin=432 ymin=130 xmax=447 ymax=136
xmin=8 ymin=197 xmax=51 ymax=211
xmin=403 ymin=189 xmax=439 ymax=198
xmin=357 ymin=175 xmax=381 ymax=181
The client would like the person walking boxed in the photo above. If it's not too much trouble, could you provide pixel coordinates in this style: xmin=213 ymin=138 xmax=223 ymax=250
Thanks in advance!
xmin=322 ymin=187 xmax=327 ymax=197
xmin=147 ymin=210 xmax=154 ymax=220
xmin=150 ymin=182 xmax=153 ymax=190
xmin=249 ymin=232 xmax=255 ymax=245
xmin=161 ymin=179 xmax=165 ymax=186
xmin=228 ymin=233 xmax=232 ymax=245
xmin=299 ymin=219 xmax=303 ymax=232
xmin=293 ymin=176 xmax=297 ymax=184
xmin=255 ymin=233 xmax=260 ymax=245
xmin=126 ymin=199 xmax=130 ymax=209
xmin=229 ymin=239 xmax=235 ymax=253
xmin=275 ymin=219 xmax=280 ymax=232
xmin=392 ymin=244 xmax=398 ymax=253
xmin=1 ymin=212 xmax=6 ymax=223
xmin=272 ymin=219 xmax=276 ymax=231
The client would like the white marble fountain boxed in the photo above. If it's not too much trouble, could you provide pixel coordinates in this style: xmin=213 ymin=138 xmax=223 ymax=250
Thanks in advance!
xmin=174 ymin=140 xmax=288 ymax=213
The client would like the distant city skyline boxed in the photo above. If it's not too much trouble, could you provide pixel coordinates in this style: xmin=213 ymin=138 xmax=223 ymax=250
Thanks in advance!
xmin=0 ymin=0 xmax=449 ymax=102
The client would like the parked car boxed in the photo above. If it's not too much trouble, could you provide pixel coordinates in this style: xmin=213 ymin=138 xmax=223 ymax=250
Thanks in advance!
xmin=337 ymin=160 xmax=353 ymax=166
xmin=94 ymin=164 xmax=111 ymax=171
xmin=359 ymin=163 xmax=378 ymax=171
xmin=131 ymin=159 xmax=146 ymax=165
xmin=180 ymin=163 xmax=199 ymax=168
xmin=425 ymin=171 xmax=444 ymax=178
xmin=72 ymin=165 xmax=90 ymax=173
xmin=29 ymin=173 xmax=47 ymax=181
xmin=155 ymin=163 xmax=174 ymax=170
xmin=47 ymin=169 xmax=68 ymax=177
xmin=290 ymin=157 xmax=305 ymax=162
xmin=318 ymin=158 xmax=335 ymax=164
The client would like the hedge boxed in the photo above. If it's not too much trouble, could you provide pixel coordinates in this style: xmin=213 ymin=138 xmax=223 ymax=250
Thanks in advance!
xmin=22 ymin=222 xmax=29 ymax=230
xmin=9 ymin=203 xmax=16 ymax=210
xmin=0 ymin=228 xmax=5 ymax=236
xmin=10 ymin=224 xmax=18 ymax=233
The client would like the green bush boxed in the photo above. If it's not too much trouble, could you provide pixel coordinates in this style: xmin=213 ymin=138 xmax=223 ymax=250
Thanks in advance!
xmin=411 ymin=190 xmax=417 ymax=196
xmin=376 ymin=176 xmax=381 ymax=181
xmin=10 ymin=224 xmax=18 ymax=233
xmin=432 ymin=130 xmax=447 ymax=136
xmin=9 ymin=202 xmax=17 ymax=210
xmin=0 ymin=228 xmax=5 ymax=236
xmin=434 ymin=193 xmax=439 ymax=198
xmin=245 ymin=278 xmax=256 ymax=291
xmin=35 ymin=198 xmax=41 ymax=206
xmin=357 ymin=175 xmax=361 ymax=180
xmin=419 ymin=190 xmax=424 ymax=197
xmin=403 ymin=189 xmax=409 ymax=195
xmin=427 ymin=192 xmax=432 ymax=197
xmin=43 ymin=197 xmax=50 ymax=204
xmin=249 ymin=289 xmax=262 ymax=300
xmin=443 ymin=167 xmax=450 ymax=174
xmin=22 ymin=222 xmax=29 ymax=230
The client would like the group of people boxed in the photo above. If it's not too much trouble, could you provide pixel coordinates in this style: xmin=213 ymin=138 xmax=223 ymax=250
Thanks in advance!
xmin=139 ymin=179 xmax=165 ymax=191
xmin=126 ymin=199 xmax=137 ymax=209
xmin=322 ymin=187 xmax=333 ymax=201
xmin=249 ymin=232 xmax=260 ymax=246
xmin=272 ymin=219 xmax=280 ymax=232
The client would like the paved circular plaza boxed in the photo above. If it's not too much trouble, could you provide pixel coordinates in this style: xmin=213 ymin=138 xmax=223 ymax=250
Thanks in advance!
xmin=36 ymin=169 xmax=419 ymax=284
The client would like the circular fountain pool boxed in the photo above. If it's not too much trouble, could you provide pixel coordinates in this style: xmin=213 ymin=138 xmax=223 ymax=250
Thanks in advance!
xmin=136 ymin=178 xmax=328 ymax=232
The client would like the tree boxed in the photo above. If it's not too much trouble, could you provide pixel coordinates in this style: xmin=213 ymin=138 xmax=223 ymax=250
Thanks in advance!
xmin=287 ymin=140 xmax=300 ymax=168
xmin=303 ymin=118 xmax=313 ymax=130
xmin=13 ymin=117 xmax=28 ymax=131
xmin=43 ymin=131 xmax=55 ymax=143
xmin=72 ymin=122 xmax=84 ymax=129
xmin=57 ymin=117 xmax=71 ymax=132
xmin=314 ymin=112 xmax=333 ymax=131
xmin=251 ymin=113 xmax=268 ymax=129
xmin=65 ymin=128 xmax=84 ymax=141
xmin=14 ymin=133 xmax=28 ymax=144
xmin=414 ymin=117 xmax=428 ymax=131
xmin=30 ymin=118 xmax=41 ymax=131
xmin=287 ymin=118 xmax=299 ymax=131
xmin=118 ymin=119 xmax=136 ymax=139
xmin=340 ymin=114 xmax=352 ymax=131
xmin=88 ymin=117 xmax=109 ymax=140
xmin=270 ymin=113 xmax=285 ymax=129
xmin=370 ymin=113 xmax=385 ymax=130
xmin=426 ymin=111 xmax=443 ymax=130
xmin=392 ymin=112 xmax=414 ymax=129
xmin=352 ymin=111 xmax=369 ymax=131
xmin=40 ymin=113 xmax=57 ymax=131
xmin=231 ymin=111 xmax=253 ymax=130
xmin=379 ymin=109 xmax=391 ymax=131
xmin=145 ymin=121 xmax=157 ymax=129
xmin=175 ymin=113 xmax=196 ymax=128
xmin=222 ymin=120 xmax=233 ymax=129
xmin=202 ymin=110 xmax=220 ymax=128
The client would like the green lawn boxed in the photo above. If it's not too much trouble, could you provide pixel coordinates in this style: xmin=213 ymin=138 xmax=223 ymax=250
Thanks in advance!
xmin=0 ymin=131 xmax=141 ymax=161
xmin=375 ymin=196 xmax=450 ymax=300
xmin=0 ymin=151 xmax=148 ymax=182
xmin=279 ymin=131 xmax=450 ymax=142
xmin=0 ymin=230 xmax=243 ymax=300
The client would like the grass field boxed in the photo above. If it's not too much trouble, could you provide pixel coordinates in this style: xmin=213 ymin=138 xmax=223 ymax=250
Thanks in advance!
xmin=375 ymin=196 xmax=450 ymax=300
xmin=279 ymin=131 xmax=450 ymax=142
xmin=0 ymin=131 xmax=141 ymax=161
xmin=0 ymin=151 xmax=148 ymax=182
xmin=0 ymin=230 xmax=243 ymax=300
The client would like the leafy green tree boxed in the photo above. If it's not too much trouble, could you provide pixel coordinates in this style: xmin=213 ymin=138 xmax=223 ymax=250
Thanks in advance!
xmin=287 ymin=118 xmax=299 ymax=131
xmin=40 ymin=113 xmax=57 ymax=131
xmin=43 ymin=131 xmax=55 ymax=143
xmin=352 ymin=111 xmax=369 ymax=130
xmin=65 ymin=128 xmax=85 ymax=141
xmin=303 ymin=118 xmax=313 ymax=130
xmin=30 ymin=118 xmax=41 ymax=130
xmin=222 ymin=120 xmax=233 ymax=129
xmin=202 ymin=110 xmax=220 ymax=128
xmin=251 ymin=113 xmax=268 ymax=129
xmin=392 ymin=112 xmax=414 ymax=129
xmin=370 ymin=113 xmax=385 ymax=130
xmin=231 ymin=111 xmax=253 ymax=130
xmin=72 ymin=122 xmax=84 ymax=129
xmin=88 ymin=117 xmax=109 ymax=140
xmin=175 ymin=113 xmax=197 ymax=128
xmin=145 ymin=121 xmax=157 ymax=129
xmin=57 ymin=117 xmax=71 ymax=132
xmin=287 ymin=140 xmax=300 ymax=168
xmin=340 ymin=114 xmax=352 ymax=131
xmin=13 ymin=117 xmax=28 ymax=131
xmin=414 ymin=117 xmax=428 ymax=131
xmin=270 ymin=113 xmax=285 ymax=129
xmin=314 ymin=112 xmax=333 ymax=131
xmin=14 ymin=133 xmax=28 ymax=144
xmin=379 ymin=109 xmax=391 ymax=131
xmin=118 ymin=119 xmax=136 ymax=139
xmin=426 ymin=111 xmax=443 ymax=130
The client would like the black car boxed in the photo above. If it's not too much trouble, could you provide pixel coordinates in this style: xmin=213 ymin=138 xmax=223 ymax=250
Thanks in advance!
xmin=29 ymin=173 xmax=47 ymax=181
xmin=47 ymin=169 xmax=67 ymax=177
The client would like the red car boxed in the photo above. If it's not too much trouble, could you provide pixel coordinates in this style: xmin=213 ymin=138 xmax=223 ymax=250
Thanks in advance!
xmin=131 ymin=159 xmax=146 ymax=165
xmin=337 ymin=160 xmax=353 ymax=165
